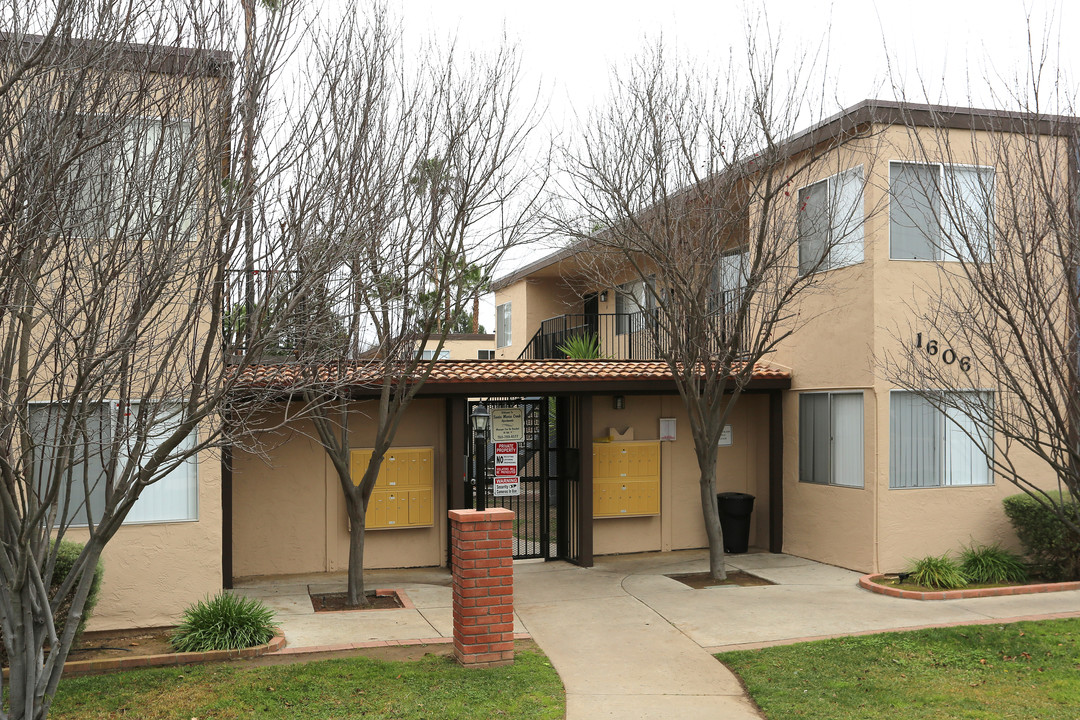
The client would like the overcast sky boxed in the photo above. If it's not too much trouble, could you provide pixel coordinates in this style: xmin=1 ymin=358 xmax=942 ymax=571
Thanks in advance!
xmin=382 ymin=0 xmax=1075 ymax=326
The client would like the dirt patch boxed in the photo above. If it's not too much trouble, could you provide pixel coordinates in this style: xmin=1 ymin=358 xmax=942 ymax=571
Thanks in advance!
xmin=309 ymin=591 xmax=404 ymax=613
xmin=66 ymin=628 xmax=175 ymax=661
xmin=666 ymin=570 xmax=774 ymax=589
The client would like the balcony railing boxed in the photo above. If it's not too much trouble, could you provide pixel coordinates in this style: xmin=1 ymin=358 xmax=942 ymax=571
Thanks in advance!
xmin=518 ymin=307 xmax=739 ymax=361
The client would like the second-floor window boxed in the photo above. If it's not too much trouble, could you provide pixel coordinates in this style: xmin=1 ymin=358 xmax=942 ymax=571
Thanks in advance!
xmin=496 ymin=302 xmax=512 ymax=348
xmin=616 ymin=278 xmax=654 ymax=335
xmin=52 ymin=115 xmax=193 ymax=240
xmin=477 ymin=349 xmax=495 ymax=359
xmin=890 ymin=162 xmax=995 ymax=262
xmin=798 ymin=167 xmax=864 ymax=274
xmin=421 ymin=349 xmax=450 ymax=360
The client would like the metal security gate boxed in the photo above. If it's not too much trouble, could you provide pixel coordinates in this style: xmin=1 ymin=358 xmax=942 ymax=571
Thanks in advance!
xmin=467 ymin=396 xmax=560 ymax=560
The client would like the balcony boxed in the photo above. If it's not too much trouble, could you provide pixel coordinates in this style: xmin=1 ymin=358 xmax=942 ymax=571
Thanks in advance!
xmin=518 ymin=304 xmax=738 ymax=361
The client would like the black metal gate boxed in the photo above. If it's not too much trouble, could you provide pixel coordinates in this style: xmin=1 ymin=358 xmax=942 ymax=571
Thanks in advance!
xmin=466 ymin=396 xmax=562 ymax=560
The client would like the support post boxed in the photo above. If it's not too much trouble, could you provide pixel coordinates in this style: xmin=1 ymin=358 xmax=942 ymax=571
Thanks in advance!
xmin=449 ymin=508 xmax=515 ymax=667
xmin=577 ymin=394 xmax=594 ymax=567
xmin=768 ymin=390 xmax=784 ymax=554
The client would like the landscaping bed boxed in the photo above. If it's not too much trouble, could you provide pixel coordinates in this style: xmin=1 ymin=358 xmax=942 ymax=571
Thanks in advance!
xmin=667 ymin=570 xmax=774 ymax=589
xmin=860 ymin=573 xmax=1080 ymax=600
xmin=310 ymin=588 xmax=408 ymax=612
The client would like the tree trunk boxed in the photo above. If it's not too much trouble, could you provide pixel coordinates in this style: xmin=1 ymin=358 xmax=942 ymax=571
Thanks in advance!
xmin=345 ymin=493 xmax=370 ymax=607
xmin=697 ymin=454 xmax=727 ymax=580
xmin=472 ymin=294 xmax=480 ymax=334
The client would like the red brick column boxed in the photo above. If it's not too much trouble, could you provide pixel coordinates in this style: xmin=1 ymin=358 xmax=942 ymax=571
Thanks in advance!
xmin=448 ymin=508 xmax=515 ymax=667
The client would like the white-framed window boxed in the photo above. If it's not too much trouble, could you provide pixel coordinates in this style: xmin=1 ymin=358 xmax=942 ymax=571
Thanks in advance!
xmin=798 ymin=166 xmax=864 ymax=274
xmin=421 ymin=349 xmax=450 ymax=360
xmin=496 ymin=302 xmax=512 ymax=348
xmin=798 ymin=391 xmax=864 ymax=487
xmin=616 ymin=278 xmax=654 ymax=335
xmin=477 ymin=349 xmax=495 ymax=359
xmin=29 ymin=401 xmax=198 ymax=526
xmin=890 ymin=162 xmax=995 ymax=262
xmin=889 ymin=390 xmax=993 ymax=488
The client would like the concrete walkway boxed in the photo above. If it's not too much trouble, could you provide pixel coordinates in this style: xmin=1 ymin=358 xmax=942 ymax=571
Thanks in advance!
xmin=233 ymin=551 xmax=1080 ymax=719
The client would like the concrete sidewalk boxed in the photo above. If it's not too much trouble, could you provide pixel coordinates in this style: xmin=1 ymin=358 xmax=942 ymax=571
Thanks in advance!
xmin=233 ymin=551 xmax=1080 ymax=719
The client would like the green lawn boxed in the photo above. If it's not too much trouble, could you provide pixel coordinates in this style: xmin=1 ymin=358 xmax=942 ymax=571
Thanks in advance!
xmin=49 ymin=649 xmax=564 ymax=720
xmin=718 ymin=618 xmax=1080 ymax=720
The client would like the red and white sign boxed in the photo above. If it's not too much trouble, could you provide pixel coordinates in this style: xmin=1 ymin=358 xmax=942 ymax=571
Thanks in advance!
xmin=493 ymin=441 xmax=520 ymax=495
xmin=494 ymin=475 xmax=520 ymax=497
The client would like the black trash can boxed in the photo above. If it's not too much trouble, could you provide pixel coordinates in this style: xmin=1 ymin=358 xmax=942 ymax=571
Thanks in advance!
xmin=717 ymin=492 xmax=755 ymax=554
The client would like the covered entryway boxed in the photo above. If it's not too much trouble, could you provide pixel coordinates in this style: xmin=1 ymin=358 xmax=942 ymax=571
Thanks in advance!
xmin=463 ymin=396 xmax=580 ymax=561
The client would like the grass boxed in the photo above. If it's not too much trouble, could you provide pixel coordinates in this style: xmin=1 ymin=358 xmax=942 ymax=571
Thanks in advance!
xmin=718 ymin=618 xmax=1080 ymax=719
xmin=49 ymin=649 xmax=564 ymax=720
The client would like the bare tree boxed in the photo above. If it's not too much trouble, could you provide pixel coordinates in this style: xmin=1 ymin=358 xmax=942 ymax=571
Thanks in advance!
xmin=554 ymin=34 xmax=880 ymax=579
xmin=0 ymin=0 xmax=327 ymax=716
xmin=258 ymin=7 xmax=546 ymax=607
xmin=882 ymin=43 xmax=1080 ymax=573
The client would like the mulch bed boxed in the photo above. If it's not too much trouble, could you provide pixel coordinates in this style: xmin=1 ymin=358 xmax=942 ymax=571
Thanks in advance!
xmin=666 ymin=570 xmax=774 ymax=589
xmin=309 ymin=591 xmax=404 ymax=613
xmin=66 ymin=629 xmax=176 ymax=661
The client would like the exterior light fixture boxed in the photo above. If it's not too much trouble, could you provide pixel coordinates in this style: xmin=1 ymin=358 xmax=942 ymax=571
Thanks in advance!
xmin=599 ymin=291 xmax=608 ymax=303
xmin=470 ymin=403 xmax=491 ymax=511
xmin=613 ymin=395 xmax=625 ymax=410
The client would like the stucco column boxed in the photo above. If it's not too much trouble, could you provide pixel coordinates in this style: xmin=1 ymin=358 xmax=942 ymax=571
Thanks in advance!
xmin=448 ymin=508 xmax=515 ymax=667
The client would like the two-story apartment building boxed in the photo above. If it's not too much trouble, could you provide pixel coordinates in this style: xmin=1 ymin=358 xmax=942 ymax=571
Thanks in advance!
xmin=489 ymin=100 xmax=1071 ymax=574
xmin=47 ymin=95 xmax=1074 ymax=631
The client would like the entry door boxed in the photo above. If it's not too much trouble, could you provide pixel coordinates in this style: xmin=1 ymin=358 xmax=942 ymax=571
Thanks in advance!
xmin=467 ymin=397 xmax=558 ymax=560
xmin=583 ymin=293 xmax=600 ymax=338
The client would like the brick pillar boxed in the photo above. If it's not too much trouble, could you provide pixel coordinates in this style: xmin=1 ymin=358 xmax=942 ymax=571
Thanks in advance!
xmin=449 ymin=508 xmax=515 ymax=667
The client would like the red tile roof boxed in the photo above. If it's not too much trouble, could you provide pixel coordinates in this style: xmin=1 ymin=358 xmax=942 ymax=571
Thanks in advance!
xmin=230 ymin=359 xmax=790 ymax=391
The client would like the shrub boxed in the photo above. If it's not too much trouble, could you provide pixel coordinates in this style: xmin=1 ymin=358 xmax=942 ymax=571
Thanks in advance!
xmin=958 ymin=542 xmax=1028 ymax=585
xmin=558 ymin=333 xmax=604 ymax=359
xmin=170 ymin=593 xmax=276 ymax=652
xmin=1003 ymin=492 xmax=1080 ymax=581
xmin=0 ymin=540 xmax=104 ymax=666
xmin=904 ymin=554 xmax=968 ymax=590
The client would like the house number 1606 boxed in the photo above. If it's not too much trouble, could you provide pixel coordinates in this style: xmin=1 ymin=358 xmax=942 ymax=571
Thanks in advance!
xmin=915 ymin=333 xmax=972 ymax=372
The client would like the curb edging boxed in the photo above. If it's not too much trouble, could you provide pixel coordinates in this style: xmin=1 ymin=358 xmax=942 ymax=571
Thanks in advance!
xmin=859 ymin=573 xmax=1080 ymax=600
xmin=56 ymin=628 xmax=286 ymax=677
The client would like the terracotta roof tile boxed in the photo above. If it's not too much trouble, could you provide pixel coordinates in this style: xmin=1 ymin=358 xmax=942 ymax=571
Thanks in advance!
xmin=230 ymin=359 xmax=790 ymax=391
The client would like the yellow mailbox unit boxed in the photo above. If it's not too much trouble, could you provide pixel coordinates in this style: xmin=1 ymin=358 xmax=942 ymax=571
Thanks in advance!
xmin=593 ymin=441 xmax=660 ymax=518
xmin=350 ymin=447 xmax=434 ymax=529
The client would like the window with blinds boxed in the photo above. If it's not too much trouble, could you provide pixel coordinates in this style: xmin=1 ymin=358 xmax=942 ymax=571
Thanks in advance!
xmin=797 ymin=166 xmax=865 ymax=275
xmin=889 ymin=390 xmax=993 ymax=488
xmin=890 ymin=162 xmax=995 ymax=262
xmin=798 ymin=391 xmax=864 ymax=488
xmin=29 ymin=401 xmax=198 ymax=526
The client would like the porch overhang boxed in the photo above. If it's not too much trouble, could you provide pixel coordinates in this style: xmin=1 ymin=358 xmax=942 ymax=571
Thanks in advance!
xmin=229 ymin=359 xmax=792 ymax=398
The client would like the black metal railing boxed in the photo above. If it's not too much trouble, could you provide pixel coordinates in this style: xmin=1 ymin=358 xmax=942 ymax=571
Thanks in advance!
xmin=517 ymin=302 xmax=740 ymax=361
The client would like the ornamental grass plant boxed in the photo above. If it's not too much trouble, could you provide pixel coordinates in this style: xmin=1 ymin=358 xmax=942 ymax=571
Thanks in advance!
xmin=958 ymin=542 xmax=1028 ymax=585
xmin=904 ymin=554 xmax=968 ymax=590
xmin=170 ymin=592 xmax=276 ymax=653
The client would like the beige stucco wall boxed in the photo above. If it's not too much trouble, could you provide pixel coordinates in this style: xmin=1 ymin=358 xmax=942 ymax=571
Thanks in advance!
xmin=73 ymin=443 xmax=222 ymax=631
xmin=232 ymin=398 xmax=448 ymax=579
xmin=421 ymin=335 xmax=495 ymax=360
xmin=494 ymin=277 xmax=581 ymax=358
xmin=590 ymin=393 xmax=771 ymax=556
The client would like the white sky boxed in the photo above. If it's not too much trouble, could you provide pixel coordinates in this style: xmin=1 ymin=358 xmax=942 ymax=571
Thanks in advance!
xmin=380 ymin=0 xmax=1076 ymax=328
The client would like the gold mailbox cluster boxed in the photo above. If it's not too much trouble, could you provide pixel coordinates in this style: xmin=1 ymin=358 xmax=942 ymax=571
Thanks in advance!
xmin=592 ymin=441 xmax=661 ymax=518
xmin=350 ymin=447 xmax=435 ymax=529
